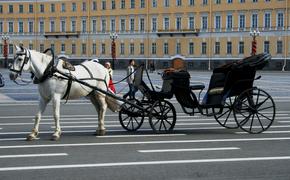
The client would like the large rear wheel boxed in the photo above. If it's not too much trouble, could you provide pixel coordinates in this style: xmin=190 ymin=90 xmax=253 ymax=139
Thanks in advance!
xmin=235 ymin=88 xmax=275 ymax=134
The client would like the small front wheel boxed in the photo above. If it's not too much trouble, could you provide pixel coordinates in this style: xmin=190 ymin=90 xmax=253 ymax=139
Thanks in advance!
xmin=149 ymin=100 xmax=176 ymax=133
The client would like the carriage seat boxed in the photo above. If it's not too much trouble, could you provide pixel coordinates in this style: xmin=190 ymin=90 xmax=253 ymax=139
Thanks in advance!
xmin=190 ymin=84 xmax=205 ymax=91
xmin=208 ymin=87 xmax=224 ymax=95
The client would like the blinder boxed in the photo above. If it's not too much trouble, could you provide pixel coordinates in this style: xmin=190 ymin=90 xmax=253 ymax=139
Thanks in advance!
xmin=10 ymin=48 xmax=31 ymax=75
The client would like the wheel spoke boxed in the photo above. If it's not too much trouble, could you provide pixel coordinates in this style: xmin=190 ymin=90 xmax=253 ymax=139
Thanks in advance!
xmin=249 ymin=114 xmax=255 ymax=132
xmin=256 ymin=112 xmax=273 ymax=122
xmin=256 ymin=96 xmax=270 ymax=109
xmin=153 ymin=119 xmax=161 ymax=127
xmin=239 ymin=113 xmax=252 ymax=126
xmin=216 ymin=108 xmax=231 ymax=119
xmin=256 ymin=113 xmax=265 ymax=131
xmin=162 ymin=120 xmax=168 ymax=131
xmin=257 ymin=105 xmax=274 ymax=111
xmin=255 ymin=89 xmax=260 ymax=106
xmin=133 ymin=117 xmax=140 ymax=126
xmin=126 ymin=117 xmax=133 ymax=127
xmin=223 ymin=108 xmax=232 ymax=125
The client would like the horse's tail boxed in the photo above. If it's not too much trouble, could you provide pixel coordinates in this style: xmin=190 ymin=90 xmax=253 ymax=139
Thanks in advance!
xmin=105 ymin=91 xmax=122 ymax=112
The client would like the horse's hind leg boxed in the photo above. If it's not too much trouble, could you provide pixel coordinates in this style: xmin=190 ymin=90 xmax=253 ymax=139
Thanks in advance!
xmin=51 ymin=94 xmax=62 ymax=141
xmin=89 ymin=92 xmax=107 ymax=136
xmin=27 ymin=97 xmax=49 ymax=141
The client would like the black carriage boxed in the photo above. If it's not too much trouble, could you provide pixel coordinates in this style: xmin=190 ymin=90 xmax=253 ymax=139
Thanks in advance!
xmin=119 ymin=53 xmax=276 ymax=134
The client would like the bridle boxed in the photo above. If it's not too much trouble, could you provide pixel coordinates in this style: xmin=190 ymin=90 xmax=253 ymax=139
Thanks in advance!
xmin=10 ymin=47 xmax=31 ymax=76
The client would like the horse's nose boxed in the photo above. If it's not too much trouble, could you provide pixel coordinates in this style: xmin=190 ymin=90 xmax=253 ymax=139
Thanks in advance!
xmin=9 ymin=72 xmax=18 ymax=81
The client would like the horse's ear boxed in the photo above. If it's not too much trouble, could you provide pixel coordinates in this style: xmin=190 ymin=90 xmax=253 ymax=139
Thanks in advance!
xmin=15 ymin=45 xmax=21 ymax=52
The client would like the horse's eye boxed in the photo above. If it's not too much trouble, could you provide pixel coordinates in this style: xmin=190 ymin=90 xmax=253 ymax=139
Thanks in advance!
xmin=18 ymin=58 xmax=23 ymax=61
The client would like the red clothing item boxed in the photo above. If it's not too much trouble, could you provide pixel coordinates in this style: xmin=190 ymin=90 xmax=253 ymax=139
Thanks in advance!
xmin=109 ymin=78 xmax=116 ymax=93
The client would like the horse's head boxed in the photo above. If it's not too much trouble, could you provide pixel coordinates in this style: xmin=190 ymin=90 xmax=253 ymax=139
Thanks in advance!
xmin=9 ymin=45 xmax=31 ymax=80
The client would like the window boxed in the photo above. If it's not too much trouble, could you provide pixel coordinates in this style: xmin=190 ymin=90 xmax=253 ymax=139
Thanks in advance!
xmin=164 ymin=17 xmax=170 ymax=30
xmin=82 ymin=20 xmax=87 ymax=33
xmin=152 ymin=0 xmax=157 ymax=7
xmin=176 ymin=42 xmax=181 ymax=54
xmin=239 ymin=41 xmax=244 ymax=54
xmin=82 ymin=44 xmax=86 ymax=55
xmin=240 ymin=0 xmax=245 ymax=3
xmin=120 ymin=19 xmax=126 ymax=32
xmin=203 ymin=0 xmax=208 ymax=5
xmin=120 ymin=43 xmax=125 ymax=55
xmin=121 ymin=0 xmax=126 ymax=9
xmin=71 ymin=44 xmax=76 ymax=55
xmin=227 ymin=0 xmax=233 ymax=3
xmin=111 ymin=0 xmax=116 ymax=9
xmin=0 ymin=44 xmax=2 ymax=54
xmin=140 ymin=0 xmax=145 ymax=8
xmin=277 ymin=12 xmax=284 ymax=28
xmin=8 ymin=22 xmax=13 ymax=33
xmin=61 ymin=3 xmax=66 ymax=12
xmin=253 ymin=0 xmax=258 ymax=2
xmin=239 ymin=14 xmax=245 ymax=30
xmin=92 ymin=43 xmax=97 ymax=55
xmin=189 ymin=42 xmax=194 ymax=54
xmin=215 ymin=15 xmax=221 ymax=30
xmin=176 ymin=17 xmax=182 ymax=30
xmin=130 ymin=18 xmax=135 ymax=32
xmin=71 ymin=20 xmax=76 ymax=32
xmin=140 ymin=43 xmax=144 ymax=55
xmin=61 ymin=20 xmax=66 ymax=32
xmin=40 ymin=4 xmax=45 ymax=12
xmin=0 ymin=22 xmax=3 ymax=33
xmin=164 ymin=42 xmax=169 ymax=54
xmin=61 ymin=44 xmax=65 ymax=52
xmin=51 ymin=44 xmax=55 ymax=52
xmin=18 ymin=22 xmax=24 ymax=33
xmin=111 ymin=19 xmax=116 ymax=32
xmin=215 ymin=42 xmax=220 ymax=54
xmin=176 ymin=0 xmax=182 ymax=6
xmin=72 ymin=3 xmax=77 ymax=11
xmin=264 ymin=41 xmax=270 ymax=53
xmin=28 ymin=21 xmax=34 ymax=33
xmin=201 ymin=42 xmax=207 ymax=54
xmin=152 ymin=18 xmax=157 ymax=32
xmin=130 ymin=43 xmax=134 ymax=55
xmin=252 ymin=14 xmax=258 ymax=28
xmin=51 ymin=4 xmax=55 ymax=12
xmin=227 ymin=42 xmax=232 ymax=54
xmin=131 ymin=0 xmax=135 ymax=8
xmin=189 ymin=0 xmax=195 ymax=6
xmin=264 ymin=13 xmax=271 ymax=29
xmin=226 ymin=15 xmax=233 ymax=30
xmin=29 ymin=4 xmax=33 ymax=13
xmin=9 ymin=5 xmax=13 ymax=13
xmin=82 ymin=2 xmax=87 ymax=11
xmin=101 ymin=43 xmax=106 ymax=54
xmin=92 ymin=1 xmax=97 ymax=10
xmin=202 ymin=16 xmax=208 ymax=30
xmin=277 ymin=41 xmax=283 ymax=54
xmin=40 ymin=44 xmax=44 ymax=52
xmin=140 ymin=18 xmax=145 ymax=32
xmin=39 ymin=21 xmax=44 ymax=33
xmin=189 ymin=16 xmax=194 ymax=30
xmin=101 ymin=19 xmax=106 ymax=32
xmin=92 ymin=19 xmax=97 ymax=33
xmin=9 ymin=44 xmax=14 ymax=54
xmin=19 ymin=5 xmax=24 ymax=13
xmin=29 ymin=44 xmax=33 ymax=50
xmin=164 ymin=0 xmax=170 ymax=7
xmin=215 ymin=0 xmax=221 ymax=4
xmin=102 ymin=0 xmax=106 ymax=10
xmin=152 ymin=43 xmax=157 ymax=55
xmin=0 ymin=5 xmax=2 ymax=13
xmin=50 ymin=21 xmax=55 ymax=32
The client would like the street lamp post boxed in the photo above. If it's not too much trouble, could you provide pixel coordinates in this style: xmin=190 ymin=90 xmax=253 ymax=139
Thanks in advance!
xmin=250 ymin=30 xmax=260 ymax=56
xmin=2 ymin=35 xmax=9 ymax=68
xmin=109 ymin=32 xmax=118 ymax=70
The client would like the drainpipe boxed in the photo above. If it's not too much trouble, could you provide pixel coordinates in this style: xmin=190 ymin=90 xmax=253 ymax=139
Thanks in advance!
xmin=282 ymin=0 xmax=288 ymax=71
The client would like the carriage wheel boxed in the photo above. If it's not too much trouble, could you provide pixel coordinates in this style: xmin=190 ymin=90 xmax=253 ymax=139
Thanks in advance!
xmin=119 ymin=99 xmax=144 ymax=131
xmin=213 ymin=96 xmax=239 ymax=129
xmin=149 ymin=100 xmax=176 ymax=133
xmin=234 ymin=88 xmax=275 ymax=134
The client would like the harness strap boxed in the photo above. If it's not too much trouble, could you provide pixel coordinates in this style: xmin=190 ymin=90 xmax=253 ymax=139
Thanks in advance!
xmin=61 ymin=70 xmax=73 ymax=100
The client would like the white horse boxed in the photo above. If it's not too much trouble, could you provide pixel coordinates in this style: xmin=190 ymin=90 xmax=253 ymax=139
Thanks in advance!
xmin=9 ymin=46 xmax=120 ymax=140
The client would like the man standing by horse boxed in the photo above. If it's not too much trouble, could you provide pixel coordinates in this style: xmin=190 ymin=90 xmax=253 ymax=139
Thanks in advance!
xmin=123 ymin=59 xmax=137 ymax=99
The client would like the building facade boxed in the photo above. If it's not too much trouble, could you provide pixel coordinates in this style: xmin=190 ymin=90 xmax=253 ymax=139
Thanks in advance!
xmin=0 ymin=0 xmax=289 ymax=70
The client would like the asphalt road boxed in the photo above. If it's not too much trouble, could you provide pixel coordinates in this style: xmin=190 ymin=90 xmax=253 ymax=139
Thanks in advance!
xmin=0 ymin=68 xmax=290 ymax=180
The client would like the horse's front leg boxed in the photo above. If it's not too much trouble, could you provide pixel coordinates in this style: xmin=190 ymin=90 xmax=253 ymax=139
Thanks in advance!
xmin=27 ymin=97 xmax=49 ymax=141
xmin=51 ymin=94 xmax=62 ymax=141
xmin=90 ymin=93 xmax=107 ymax=136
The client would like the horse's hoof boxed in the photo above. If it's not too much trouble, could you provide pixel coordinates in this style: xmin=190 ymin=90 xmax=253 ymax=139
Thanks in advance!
xmin=51 ymin=135 xmax=60 ymax=141
xmin=26 ymin=134 xmax=37 ymax=141
xmin=96 ymin=129 xmax=106 ymax=136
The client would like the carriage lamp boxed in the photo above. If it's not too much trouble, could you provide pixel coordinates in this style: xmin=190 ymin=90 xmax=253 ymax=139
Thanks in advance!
xmin=109 ymin=32 xmax=118 ymax=70
xmin=250 ymin=30 xmax=260 ymax=55
xmin=1 ymin=34 xmax=10 ymax=68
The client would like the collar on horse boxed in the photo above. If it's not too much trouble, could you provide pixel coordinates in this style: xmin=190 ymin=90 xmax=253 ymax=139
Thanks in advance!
xmin=35 ymin=48 xmax=56 ymax=83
